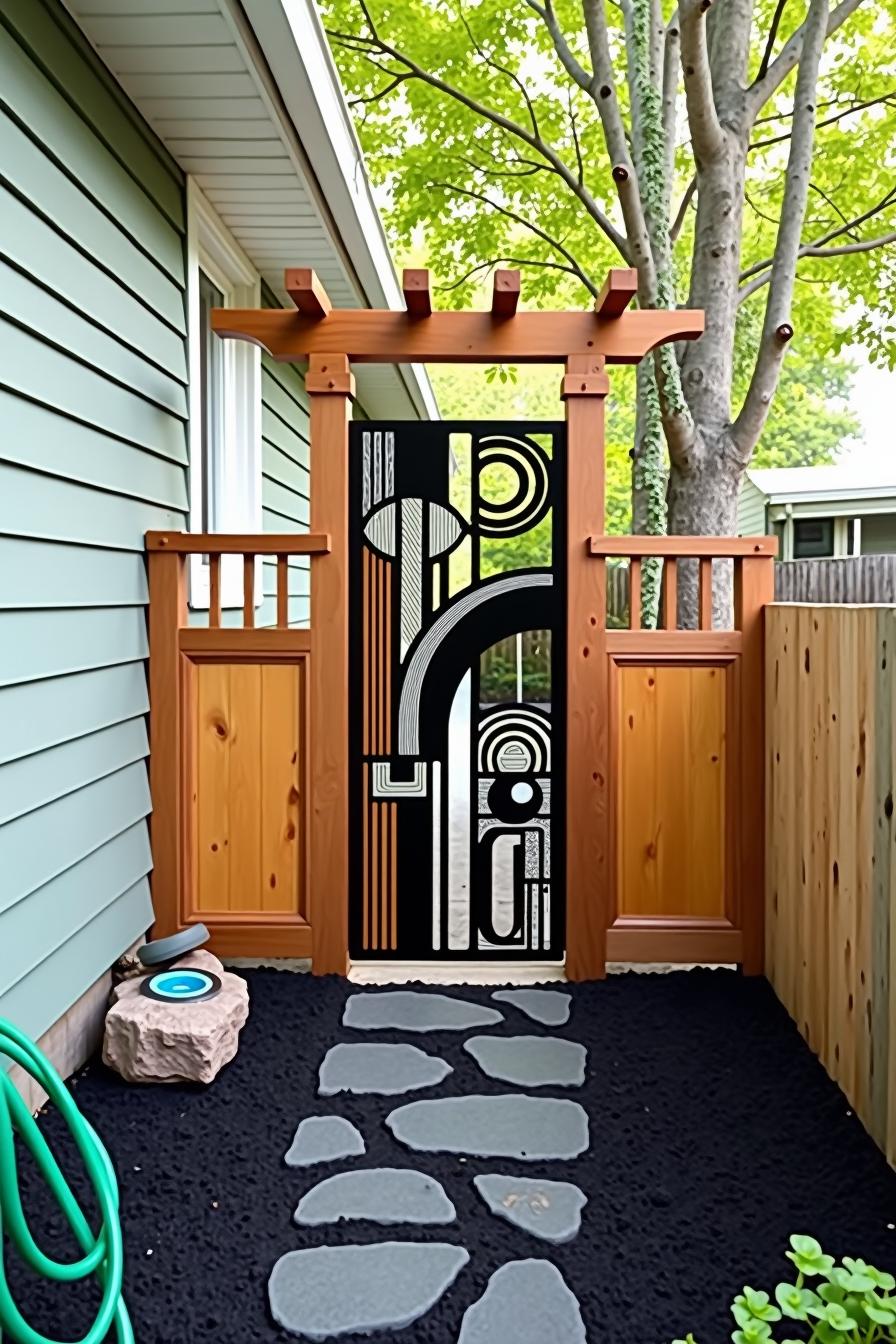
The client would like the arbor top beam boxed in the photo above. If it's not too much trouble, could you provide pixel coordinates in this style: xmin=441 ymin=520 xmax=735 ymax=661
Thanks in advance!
xmin=212 ymin=305 xmax=704 ymax=365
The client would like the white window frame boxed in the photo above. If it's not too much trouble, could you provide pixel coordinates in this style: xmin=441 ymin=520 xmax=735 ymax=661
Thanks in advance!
xmin=186 ymin=178 xmax=262 ymax=608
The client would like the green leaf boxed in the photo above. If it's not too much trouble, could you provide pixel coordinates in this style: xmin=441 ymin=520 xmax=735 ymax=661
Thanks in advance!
xmin=735 ymin=1290 xmax=782 ymax=1324
xmin=807 ymin=1303 xmax=858 ymax=1332
xmin=843 ymin=1258 xmax=896 ymax=1293
xmin=787 ymin=1236 xmax=836 ymax=1278
xmin=775 ymin=1283 xmax=819 ymax=1321
xmin=732 ymin=1323 xmax=773 ymax=1344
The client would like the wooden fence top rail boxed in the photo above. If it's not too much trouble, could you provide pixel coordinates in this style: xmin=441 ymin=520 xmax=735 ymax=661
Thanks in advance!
xmin=211 ymin=308 xmax=705 ymax=365
xmin=146 ymin=531 xmax=332 ymax=555
xmin=589 ymin=535 xmax=778 ymax=557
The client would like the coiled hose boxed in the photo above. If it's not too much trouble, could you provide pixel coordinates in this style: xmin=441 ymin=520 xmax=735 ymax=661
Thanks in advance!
xmin=0 ymin=1017 xmax=133 ymax=1344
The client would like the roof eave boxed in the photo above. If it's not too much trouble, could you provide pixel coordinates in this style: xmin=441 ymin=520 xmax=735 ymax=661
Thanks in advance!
xmin=240 ymin=0 xmax=438 ymax=421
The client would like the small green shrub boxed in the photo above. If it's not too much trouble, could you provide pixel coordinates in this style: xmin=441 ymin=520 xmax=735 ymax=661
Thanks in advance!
xmin=673 ymin=1236 xmax=896 ymax=1344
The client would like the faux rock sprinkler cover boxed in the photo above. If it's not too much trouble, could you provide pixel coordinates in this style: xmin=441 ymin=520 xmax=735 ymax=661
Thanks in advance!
xmin=318 ymin=1042 xmax=452 ymax=1096
xmin=457 ymin=1260 xmax=586 ymax=1344
xmin=102 ymin=951 xmax=248 ymax=1085
xmin=473 ymin=1174 xmax=587 ymax=1243
xmin=385 ymin=1094 xmax=589 ymax=1161
xmin=294 ymin=1168 xmax=456 ymax=1227
xmin=268 ymin=1242 xmax=470 ymax=1340
xmin=463 ymin=1035 xmax=586 ymax=1088
xmin=342 ymin=990 xmax=503 ymax=1033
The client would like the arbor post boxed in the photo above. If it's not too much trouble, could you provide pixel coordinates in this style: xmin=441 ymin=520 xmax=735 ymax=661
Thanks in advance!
xmin=307 ymin=354 xmax=355 ymax=974
xmin=563 ymin=354 xmax=610 ymax=981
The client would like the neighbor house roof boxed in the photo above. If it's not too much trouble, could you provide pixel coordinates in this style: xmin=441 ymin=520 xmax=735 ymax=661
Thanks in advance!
xmin=745 ymin=463 xmax=896 ymax=505
xmin=66 ymin=0 xmax=438 ymax=422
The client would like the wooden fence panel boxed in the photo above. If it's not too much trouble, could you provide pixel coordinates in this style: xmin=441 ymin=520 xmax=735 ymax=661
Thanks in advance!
xmin=766 ymin=604 xmax=896 ymax=1163
xmin=616 ymin=663 xmax=728 ymax=919
xmin=775 ymin=554 xmax=896 ymax=603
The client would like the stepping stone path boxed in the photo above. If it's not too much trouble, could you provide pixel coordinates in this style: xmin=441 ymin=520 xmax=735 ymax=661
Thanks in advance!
xmin=318 ymin=1042 xmax=452 ymax=1096
xmin=295 ymin=1168 xmax=456 ymax=1227
xmin=464 ymin=1034 xmax=586 ymax=1087
xmin=473 ymin=1174 xmax=586 ymax=1244
xmin=387 ymin=1094 xmax=589 ymax=1161
xmin=457 ymin=1260 xmax=587 ymax=1343
xmin=269 ymin=1243 xmax=469 ymax=1340
xmin=342 ymin=989 xmax=503 ymax=1032
xmin=270 ymin=988 xmax=589 ymax=1338
xmin=492 ymin=987 xmax=572 ymax=1026
xmin=285 ymin=1116 xmax=365 ymax=1168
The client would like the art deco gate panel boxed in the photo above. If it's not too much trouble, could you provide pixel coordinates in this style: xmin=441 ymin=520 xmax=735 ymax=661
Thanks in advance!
xmin=349 ymin=421 xmax=566 ymax=961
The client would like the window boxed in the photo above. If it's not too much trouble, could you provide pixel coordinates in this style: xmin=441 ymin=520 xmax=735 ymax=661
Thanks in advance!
xmin=198 ymin=270 xmax=224 ymax=533
xmin=792 ymin=518 xmax=834 ymax=559
xmin=186 ymin=180 xmax=261 ymax=607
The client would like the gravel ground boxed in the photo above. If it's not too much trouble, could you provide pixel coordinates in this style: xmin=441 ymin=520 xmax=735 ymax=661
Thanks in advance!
xmin=8 ymin=967 xmax=896 ymax=1343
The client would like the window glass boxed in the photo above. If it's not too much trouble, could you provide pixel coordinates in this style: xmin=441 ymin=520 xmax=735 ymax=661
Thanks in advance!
xmin=198 ymin=269 xmax=224 ymax=532
xmin=793 ymin=518 xmax=834 ymax=559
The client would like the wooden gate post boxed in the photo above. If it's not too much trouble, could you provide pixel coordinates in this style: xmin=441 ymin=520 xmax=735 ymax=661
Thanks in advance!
xmin=735 ymin=553 xmax=776 ymax=974
xmin=563 ymin=354 xmax=610 ymax=981
xmin=307 ymin=354 xmax=355 ymax=974
xmin=147 ymin=542 xmax=187 ymax=937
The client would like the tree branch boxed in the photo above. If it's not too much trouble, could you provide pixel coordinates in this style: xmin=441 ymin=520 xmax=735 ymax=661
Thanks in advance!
xmin=661 ymin=9 xmax=681 ymax=185
xmin=739 ymin=229 xmax=896 ymax=302
xmin=679 ymin=0 xmax=726 ymax=163
xmin=580 ymin=0 xmax=655 ymax=281
xmin=749 ymin=90 xmax=896 ymax=150
xmin=430 ymin=179 xmax=600 ymax=295
xmin=739 ymin=186 xmax=896 ymax=285
xmin=757 ymin=0 xmax=790 ymax=81
xmin=735 ymin=0 xmax=829 ymax=456
xmin=670 ymin=176 xmax=696 ymax=241
xmin=524 ymin=0 xmax=595 ymax=93
xmin=745 ymin=0 xmax=868 ymax=123
xmin=439 ymin=255 xmax=588 ymax=290
xmin=327 ymin=5 xmax=630 ymax=257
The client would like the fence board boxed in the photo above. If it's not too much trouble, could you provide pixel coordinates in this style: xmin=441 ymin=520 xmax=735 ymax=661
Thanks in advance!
xmin=775 ymin=554 xmax=896 ymax=603
xmin=767 ymin=603 xmax=896 ymax=1165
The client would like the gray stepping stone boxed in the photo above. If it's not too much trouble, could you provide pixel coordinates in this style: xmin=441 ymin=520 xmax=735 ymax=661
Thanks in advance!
xmin=268 ymin=1242 xmax=469 ymax=1340
xmin=458 ymin=1260 xmax=586 ymax=1344
xmin=386 ymin=1094 xmax=588 ymax=1161
xmin=295 ymin=1168 xmax=456 ymax=1227
xmin=319 ymin=1043 xmax=452 ymax=1096
xmin=473 ymin=1174 xmax=586 ymax=1244
xmin=285 ymin=1116 xmax=365 ymax=1168
xmin=464 ymin=1035 xmax=586 ymax=1088
xmin=492 ymin=987 xmax=572 ymax=1026
xmin=343 ymin=990 xmax=503 ymax=1033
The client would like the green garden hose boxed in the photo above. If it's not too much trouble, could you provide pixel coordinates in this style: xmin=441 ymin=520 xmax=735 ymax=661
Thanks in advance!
xmin=0 ymin=1017 xmax=133 ymax=1344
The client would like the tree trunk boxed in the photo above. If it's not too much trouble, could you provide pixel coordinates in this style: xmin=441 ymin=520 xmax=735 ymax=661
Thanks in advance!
xmin=666 ymin=426 xmax=744 ymax=627
xmin=631 ymin=358 xmax=666 ymax=627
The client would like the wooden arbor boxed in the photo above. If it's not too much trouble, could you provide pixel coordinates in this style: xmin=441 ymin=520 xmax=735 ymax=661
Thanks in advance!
xmin=199 ymin=265 xmax=772 ymax=978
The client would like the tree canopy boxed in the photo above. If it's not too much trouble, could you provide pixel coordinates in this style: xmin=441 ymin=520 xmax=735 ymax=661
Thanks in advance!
xmin=325 ymin=0 xmax=893 ymax=618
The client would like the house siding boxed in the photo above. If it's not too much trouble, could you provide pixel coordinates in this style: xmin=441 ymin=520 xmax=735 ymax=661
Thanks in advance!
xmin=737 ymin=478 xmax=768 ymax=536
xmin=260 ymin=349 xmax=312 ymax=627
xmin=0 ymin=0 xmax=187 ymax=1045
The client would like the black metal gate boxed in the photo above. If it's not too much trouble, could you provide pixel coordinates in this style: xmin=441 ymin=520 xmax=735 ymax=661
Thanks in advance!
xmin=348 ymin=421 xmax=566 ymax=961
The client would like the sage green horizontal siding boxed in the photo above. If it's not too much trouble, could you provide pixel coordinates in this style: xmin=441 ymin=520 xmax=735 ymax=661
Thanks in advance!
xmin=261 ymin=354 xmax=311 ymax=627
xmin=0 ymin=0 xmax=186 ymax=1049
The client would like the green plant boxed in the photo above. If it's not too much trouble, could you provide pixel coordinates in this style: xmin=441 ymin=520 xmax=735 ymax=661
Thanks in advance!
xmin=673 ymin=1236 xmax=896 ymax=1344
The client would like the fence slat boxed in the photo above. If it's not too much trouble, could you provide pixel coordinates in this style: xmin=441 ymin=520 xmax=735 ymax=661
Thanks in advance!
xmin=775 ymin=554 xmax=896 ymax=604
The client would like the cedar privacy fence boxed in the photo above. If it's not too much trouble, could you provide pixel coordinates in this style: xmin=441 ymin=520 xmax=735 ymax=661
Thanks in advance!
xmin=766 ymin=604 xmax=896 ymax=1164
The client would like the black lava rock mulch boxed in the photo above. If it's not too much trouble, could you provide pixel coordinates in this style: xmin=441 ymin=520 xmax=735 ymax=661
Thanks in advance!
xmin=7 ymin=969 xmax=896 ymax=1343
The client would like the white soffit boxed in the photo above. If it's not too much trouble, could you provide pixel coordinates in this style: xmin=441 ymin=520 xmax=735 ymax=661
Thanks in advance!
xmin=67 ymin=0 xmax=437 ymax=421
